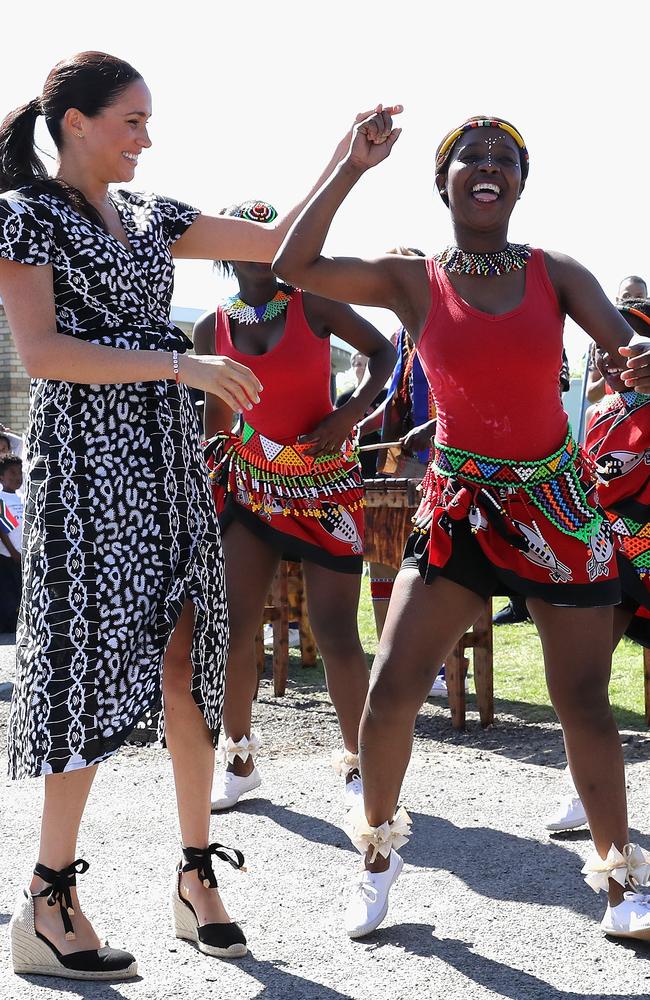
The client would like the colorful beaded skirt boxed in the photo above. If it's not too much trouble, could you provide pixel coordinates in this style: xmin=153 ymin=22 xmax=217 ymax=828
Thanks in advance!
xmin=205 ymin=424 xmax=365 ymax=573
xmin=409 ymin=431 xmax=620 ymax=605
xmin=587 ymin=391 xmax=650 ymax=640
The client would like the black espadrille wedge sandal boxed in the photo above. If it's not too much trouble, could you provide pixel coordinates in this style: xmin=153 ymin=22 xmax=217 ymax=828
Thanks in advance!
xmin=10 ymin=860 xmax=137 ymax=980
xmin=171 ymin=843 xmax=247 ymax=958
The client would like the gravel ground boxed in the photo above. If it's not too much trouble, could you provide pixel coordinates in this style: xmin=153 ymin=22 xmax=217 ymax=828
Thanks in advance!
xmin=1 ymin=634 xmax=649 ymax=1000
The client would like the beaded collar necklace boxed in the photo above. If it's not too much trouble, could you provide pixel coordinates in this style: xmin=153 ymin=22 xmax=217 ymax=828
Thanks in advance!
xmin=434 ymin=243 xmax=532 ymax=277
xmin=222 ymin=284 xmax=293 ymax=324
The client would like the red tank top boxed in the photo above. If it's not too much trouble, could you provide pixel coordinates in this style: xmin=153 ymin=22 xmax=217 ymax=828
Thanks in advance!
xmin=215 ymin=290 xmax=333 ymax=442
xmin=417 ymin=249 xmax=568 ymax=460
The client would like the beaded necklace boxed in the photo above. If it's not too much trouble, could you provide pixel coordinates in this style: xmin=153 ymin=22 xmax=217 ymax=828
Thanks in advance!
xmin=434 ymin=243 xmax=532 ymax=277
xmin=223 ymin=284 xmax=293 ymax=324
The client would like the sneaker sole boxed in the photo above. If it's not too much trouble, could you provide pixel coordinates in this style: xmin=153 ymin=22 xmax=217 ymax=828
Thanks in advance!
xmin=346 ymin=855 xmax=404 ymax=939
xmin=603 ymin=926 xmax=650 ymax=941
xmin=545 ymin=819 xmax=588 ymax=832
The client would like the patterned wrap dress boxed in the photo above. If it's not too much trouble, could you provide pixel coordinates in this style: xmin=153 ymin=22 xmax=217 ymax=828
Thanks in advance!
xmin=0 ymin=186 xmax=228 ymax=779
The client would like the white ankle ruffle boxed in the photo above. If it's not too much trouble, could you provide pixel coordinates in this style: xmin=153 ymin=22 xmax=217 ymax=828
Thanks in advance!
xmin=331 ymin=749 xmax=359 ymax=778
xmin=582 ymin=843 xmax=650 ymax=893
xmin=218 ymin=731 xmax=261 ymax=766
xmin=344 ymin=803 xmax=412 ymax=863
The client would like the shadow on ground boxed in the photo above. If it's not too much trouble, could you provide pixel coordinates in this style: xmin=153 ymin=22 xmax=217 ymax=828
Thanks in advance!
xmin=366 ymin=924 xmax=650 ymax=999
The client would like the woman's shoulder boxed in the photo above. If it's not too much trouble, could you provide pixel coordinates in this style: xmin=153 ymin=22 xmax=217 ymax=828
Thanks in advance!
xmin=0 ymin=183 xmax=59 ymax=217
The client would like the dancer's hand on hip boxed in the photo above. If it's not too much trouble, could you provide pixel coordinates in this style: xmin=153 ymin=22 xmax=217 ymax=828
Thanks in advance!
xmin=620 ymin=341 xmax=650 ymax=394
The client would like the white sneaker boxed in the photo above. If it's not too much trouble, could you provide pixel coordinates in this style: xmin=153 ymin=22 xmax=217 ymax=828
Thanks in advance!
xmin=428 ymin=674 xmax=447 ymax=698
xmin=428 ymin=673 xmax=470 ymax=698
xmin=211 ymin=768 xmax=262 ymax=811
xmin=344 ymin=850 xmax=404 ymax=938
xmin=344 ymin=774 xmax=364 ymax=810
xmin=263 ymin=624 xmax=300 ymax=648
xmin=601 ymin=892 xmax=650 ymax=940
xmin=544 ymin=795 xmax=588 ymax=832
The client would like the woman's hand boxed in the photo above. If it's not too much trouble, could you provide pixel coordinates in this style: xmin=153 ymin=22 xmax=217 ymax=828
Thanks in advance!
xmin=619 ymin=341 xmax=650 ymax=393
xmin=347 ymin=105 xmax=403 ymax=172
xmin=181 ymin=355 xmax=262 ymax=412
xmin=298 ymin=409 xmax=356 ymax=457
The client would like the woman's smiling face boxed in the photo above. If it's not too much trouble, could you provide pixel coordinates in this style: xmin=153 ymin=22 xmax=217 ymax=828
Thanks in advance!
xmin=439 ymin=127 xmax=524 ymax=231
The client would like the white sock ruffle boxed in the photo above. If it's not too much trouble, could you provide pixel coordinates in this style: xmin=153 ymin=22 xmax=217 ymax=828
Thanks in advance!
xmin=218 ymin=731 xmax=261 ymax=766
xmin=581 ymin=843 xmax=650 ymax=894
xmin=331 ymin=749 xmax=359 ymax=778
xmin=344 ymin=803 xmax=412 ymax=863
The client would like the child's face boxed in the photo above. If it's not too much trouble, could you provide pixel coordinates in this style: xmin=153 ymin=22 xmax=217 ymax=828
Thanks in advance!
xmin=2 ymin=464 xmax=22 ymax=492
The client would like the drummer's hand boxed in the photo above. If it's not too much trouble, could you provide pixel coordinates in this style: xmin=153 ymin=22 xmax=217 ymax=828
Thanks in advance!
xmin=347 ymin=105 xmax=403 ymax=172
xmin=298 ymin=410 xmax=354 ymax=457
xmin=400 ymin=419 xmax=436 ymax=454
xmin=620 ymin=340 xmax=650 ymax=394
xmin=181 ymin=355 xmax=262 ymax=411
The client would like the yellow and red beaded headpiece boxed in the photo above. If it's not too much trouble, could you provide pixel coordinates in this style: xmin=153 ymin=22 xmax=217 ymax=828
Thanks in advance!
xmin=435 ymin=116 xmax=529 ymax=185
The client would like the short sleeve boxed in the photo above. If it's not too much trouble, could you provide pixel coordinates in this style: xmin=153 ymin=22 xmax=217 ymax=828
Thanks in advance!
xmin=0 ymin=193 xmax=54 ymax=265
xmin=155 ymin=195 xmax=201 ymax=246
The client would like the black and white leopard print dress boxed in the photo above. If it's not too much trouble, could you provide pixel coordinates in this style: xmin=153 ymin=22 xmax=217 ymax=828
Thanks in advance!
xmin=0 ymin=185 xmax=228 ymax=779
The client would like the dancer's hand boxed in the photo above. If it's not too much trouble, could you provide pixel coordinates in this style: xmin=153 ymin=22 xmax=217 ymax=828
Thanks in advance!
xmin=347 ymin=105 xmax=403 ymax=172
xmin=298 ymin=410 xmax=355 ymax=457
xmin=181 ymin=355 xmax=262 ymax=412
xmin=619 ymin=341 xmax=650 ymax=394
xmin=400 ymin=420 xmax=437 ymax=453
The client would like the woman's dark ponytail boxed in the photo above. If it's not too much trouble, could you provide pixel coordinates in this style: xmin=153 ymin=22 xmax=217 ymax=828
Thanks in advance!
xmin=0 ymin=98 xmax=48 ymax=191
xmin=0 ymin=53 xmax=142 ymax=228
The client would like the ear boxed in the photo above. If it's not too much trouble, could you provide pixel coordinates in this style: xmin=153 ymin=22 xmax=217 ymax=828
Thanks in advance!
xmin=62 ymin=107 xmax=86 ymax=139
xmin=435 ymin=172 xmax=450 ymax=207
xmin=517 ymin=177 xmax=526 ymax=200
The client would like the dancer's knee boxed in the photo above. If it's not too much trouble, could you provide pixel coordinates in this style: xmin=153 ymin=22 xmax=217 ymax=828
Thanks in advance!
xmin=549 ymin=672 xmax=613 ymax=731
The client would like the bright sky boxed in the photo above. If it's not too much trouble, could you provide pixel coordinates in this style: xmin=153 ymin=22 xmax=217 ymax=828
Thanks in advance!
xmin=3 ymin=0 xmax=647 ymax=370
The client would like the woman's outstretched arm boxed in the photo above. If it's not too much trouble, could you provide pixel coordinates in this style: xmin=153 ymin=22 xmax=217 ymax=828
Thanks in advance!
xmin=172 ymin=110 xmax=383 ymax=264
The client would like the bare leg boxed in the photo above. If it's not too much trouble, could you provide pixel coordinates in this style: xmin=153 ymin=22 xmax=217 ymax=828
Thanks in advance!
xmin=302 ymin=562 xmax=369 ymax=754
xmin=164 ymin=600 xmax=232 ymax=925
xmin=29 ymin=767 xmax=101 ymax=954
xmin=222 ymin=522 xmax=280 ymax=777
xmin=360 ymin=570 xmax=485 ymax=871
xmin=528 ymin=599 xmax=629 ymax=905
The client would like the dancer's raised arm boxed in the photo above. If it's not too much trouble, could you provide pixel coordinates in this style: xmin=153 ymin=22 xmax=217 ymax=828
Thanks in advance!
xmin=273 ymin=107 xmax=409 ymax=310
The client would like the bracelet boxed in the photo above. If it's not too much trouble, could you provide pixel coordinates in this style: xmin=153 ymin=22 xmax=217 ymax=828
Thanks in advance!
xmin=171 ymin=350 xmax=180 ymax=385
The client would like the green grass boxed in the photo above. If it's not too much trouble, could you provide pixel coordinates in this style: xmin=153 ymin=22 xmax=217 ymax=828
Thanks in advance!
xmin=290 ymin=578 xmax=649 ymax=732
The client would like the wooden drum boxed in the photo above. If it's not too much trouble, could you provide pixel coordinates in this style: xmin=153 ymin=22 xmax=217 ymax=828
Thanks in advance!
xmin=362 ymin=477 xmax=421 ymax=570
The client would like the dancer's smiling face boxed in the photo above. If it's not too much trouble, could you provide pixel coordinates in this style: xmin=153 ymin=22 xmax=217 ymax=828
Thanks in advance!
xmin=437 ymin=127 xmax=524 ymax=231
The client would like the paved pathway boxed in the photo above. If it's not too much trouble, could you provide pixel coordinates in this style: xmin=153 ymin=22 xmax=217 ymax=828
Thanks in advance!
xmin=1 ymin=635 xmax=649 ymax=999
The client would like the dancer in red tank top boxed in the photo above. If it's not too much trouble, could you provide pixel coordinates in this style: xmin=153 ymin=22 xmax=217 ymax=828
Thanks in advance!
xmin=195 ymin=200 xmax=395 ymax=815
xmin=274 ymin=111 xmax=650 ymax=942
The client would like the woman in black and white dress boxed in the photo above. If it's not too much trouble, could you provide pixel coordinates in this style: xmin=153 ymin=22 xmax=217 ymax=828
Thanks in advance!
xmin=0 ymin=51 xmax=355 ymax=980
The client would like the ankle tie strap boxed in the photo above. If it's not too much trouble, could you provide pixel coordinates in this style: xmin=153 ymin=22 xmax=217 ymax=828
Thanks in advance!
xmin=32 ymin=859 xmax=89 ymax=940
xmin=181 ymin=843 xmax=246 ymax=888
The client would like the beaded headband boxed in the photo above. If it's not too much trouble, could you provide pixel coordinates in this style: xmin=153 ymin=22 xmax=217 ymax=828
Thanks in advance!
xmin=435 ymin=116 xmax=529 ymax=181
xmin=221 ymin=200 xmax=278 ymax=224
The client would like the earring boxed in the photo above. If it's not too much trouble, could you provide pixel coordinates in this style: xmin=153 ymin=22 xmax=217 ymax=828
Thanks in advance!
xmin=73 ymin=130 xmax=84 ymax=138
